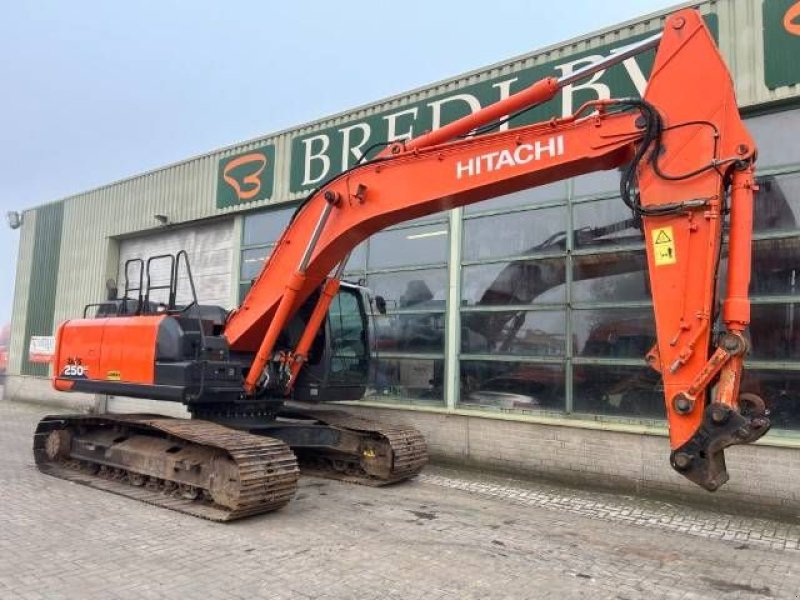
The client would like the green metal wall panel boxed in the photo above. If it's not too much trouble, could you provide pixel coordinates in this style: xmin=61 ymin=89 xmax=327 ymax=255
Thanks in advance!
xmin=21 ymin=202 xmax=64 ymax=376
xmin=8 ymin=210 xmax=36 ymax=376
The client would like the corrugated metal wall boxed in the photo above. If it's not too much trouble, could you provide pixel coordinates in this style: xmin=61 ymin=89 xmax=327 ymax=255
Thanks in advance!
xmin=10 ymin=0 xmax=800 ymax=377
xmin=9 ymin=211 xmax=36 ymax=375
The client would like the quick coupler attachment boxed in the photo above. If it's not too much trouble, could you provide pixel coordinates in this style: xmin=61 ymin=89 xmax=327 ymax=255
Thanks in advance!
xmin=669 ymin=398 xmax=770 ymax=491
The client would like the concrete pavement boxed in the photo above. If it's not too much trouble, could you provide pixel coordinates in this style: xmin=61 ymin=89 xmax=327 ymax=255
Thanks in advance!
xmin=1 ymin=400 xmax=798 ymax=600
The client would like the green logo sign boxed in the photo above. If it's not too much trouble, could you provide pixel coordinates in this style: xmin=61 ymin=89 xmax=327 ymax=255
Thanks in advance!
xmin=289 ymin=16 xmax=717 ymax=195
xmin=764 ymin=0 xmax=800 ymax=89
xmin=216 ymin=144 xmax=276 ymax=208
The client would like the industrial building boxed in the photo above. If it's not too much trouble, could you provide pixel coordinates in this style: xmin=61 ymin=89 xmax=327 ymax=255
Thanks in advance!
xmin=7 ymin=0 xmax=800 ymax=514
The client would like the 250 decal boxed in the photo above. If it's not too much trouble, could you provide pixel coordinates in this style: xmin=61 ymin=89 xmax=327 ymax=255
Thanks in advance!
xmin=61 ymin=358 xmax=88 ymax=378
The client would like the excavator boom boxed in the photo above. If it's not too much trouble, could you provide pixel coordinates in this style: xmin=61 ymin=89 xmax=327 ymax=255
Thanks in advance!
xmin=226 ymin=9 xmax=765 ymax=490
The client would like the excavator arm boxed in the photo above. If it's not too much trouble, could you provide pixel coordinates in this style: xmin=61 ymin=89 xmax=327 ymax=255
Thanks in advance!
xmin=225 ymin=9 xmax=767 ymax=491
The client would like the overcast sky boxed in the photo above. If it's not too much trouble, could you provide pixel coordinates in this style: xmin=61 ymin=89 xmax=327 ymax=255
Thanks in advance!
xmin=0 ymin=0 xmax=677 ymax=322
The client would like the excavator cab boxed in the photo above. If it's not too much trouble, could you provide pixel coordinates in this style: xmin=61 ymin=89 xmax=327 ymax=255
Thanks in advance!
xmin=293 ymin=282 xmax=371 ymax=402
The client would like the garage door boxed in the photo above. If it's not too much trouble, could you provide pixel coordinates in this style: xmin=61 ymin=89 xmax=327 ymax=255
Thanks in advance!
xmin=108 ymin=218 xmax=233 ymax=416
xmin=117 ymin=219 xmax=234 ymax=309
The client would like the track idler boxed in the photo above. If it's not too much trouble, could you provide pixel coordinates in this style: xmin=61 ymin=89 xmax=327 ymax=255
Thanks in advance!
xmin=670 ymin=394 xmax=770 ymax=491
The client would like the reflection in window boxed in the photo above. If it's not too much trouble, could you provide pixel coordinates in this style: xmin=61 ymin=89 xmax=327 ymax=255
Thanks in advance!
xmin=753 ymin=174 xmax=800 ymax=233
xmin=462 ymin=310 xmax=566 ymax=356
xmin=240 ymin=207 xmax=296 ymax=303
xmin=745 ymin=111 xmax=800 ymax=168
xmin=572 ymin=169 xmax=622 ymax=197
xmin=343 ymin=241 xmax=368 ymax=275
xmin=366 ymin=357 xmax=444 ymax=403
xmin=242 ymin=207 xmax=294 ymax=246
xmin=749 ymin=303 xmax=800 ymax=361
xmin=372 ymin=313 xmax=445 ymax=354
xmin=572 ymin=307 xmax=655 ymax=359
xmin=751 ymin=238 xmax=800 ymax=296
xmin=238 ymin=282 xmax=251 ymax=303
xmin=367 ymin=269 xmax=447 ymax=312
xmin=741 ymin=369 xmax=800 ymax=430
xmin=464 ymin=182 xmax=567 ymax=214
xmin=461 ymin=258 xmax=567 ymax=306
xmin=719 ymin=237 xmax=799 ymax=298
xmin=572 ymin=251 xmax=649 ymax=303
xmin=463 ymin=205 xmax=568 ymax=261
xmin=572 ymin=197 xmax=643 ymax=248
xmin=390 ymin=213 xmax=449 ymax=228
xmin=368 ymin=224 xmax=449 ymax=269
xmin=573 ymin=364 xmax=664 ymax=419
xmin=240 ymin=246 xmax=271 ymax=281
xmin=460 ymin=360 xmax=565 ymax=411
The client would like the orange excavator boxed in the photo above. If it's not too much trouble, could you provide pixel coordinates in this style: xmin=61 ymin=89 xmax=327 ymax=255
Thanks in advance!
xmin=34 ymin=9 xmax=769 ymax=520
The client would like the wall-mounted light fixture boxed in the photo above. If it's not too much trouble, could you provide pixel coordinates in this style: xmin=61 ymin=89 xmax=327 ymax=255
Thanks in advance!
xmin=6 ymin=211 xmax=22 ymax=230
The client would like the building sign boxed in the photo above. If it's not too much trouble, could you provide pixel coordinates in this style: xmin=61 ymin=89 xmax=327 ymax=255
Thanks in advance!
xmin=289 ymin=16 xmax=717 ymax=195
xmin=29 ymin=336 xmax=55 ymax=363
xmin=210 ymin=17 xmax=718 ymax=204
xmin=764 ymin=0 xmax=800 ymax=89
xmin=216 ymin=144 xmax=276 ymax=208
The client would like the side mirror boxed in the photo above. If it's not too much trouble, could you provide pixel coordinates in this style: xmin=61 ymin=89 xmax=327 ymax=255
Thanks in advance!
xmin=374 ymin=295 xmax=387 ymax=315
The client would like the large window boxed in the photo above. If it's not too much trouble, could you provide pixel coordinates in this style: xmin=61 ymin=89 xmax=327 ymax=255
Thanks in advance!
xmin=454 ymin=108 xmax=800 ymax=428
xmin=240 ymin=207 xmax=449 ymax=405
xmin=460 ymin=193 xmax=569 ymax=413
xmin=239 ymin=108 xmax=800 ymax=433
xmin=349 ymin=216 xmax=450 ymax=405
xmin=238 ymin=206 xmax=294 ymax=301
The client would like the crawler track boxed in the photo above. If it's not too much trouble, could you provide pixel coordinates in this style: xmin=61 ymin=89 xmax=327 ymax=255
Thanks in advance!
xmin=34 ymin=414 xmax=299 ymax=522
xmin=291 ymin=409 xmax=428 ymax=485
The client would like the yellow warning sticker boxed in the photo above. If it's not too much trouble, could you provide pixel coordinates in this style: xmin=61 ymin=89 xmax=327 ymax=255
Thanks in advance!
xmin=652 ymin=226 xmax=676 ymax=266
xmin=106 ymin=370 xmax=121 ymax=381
